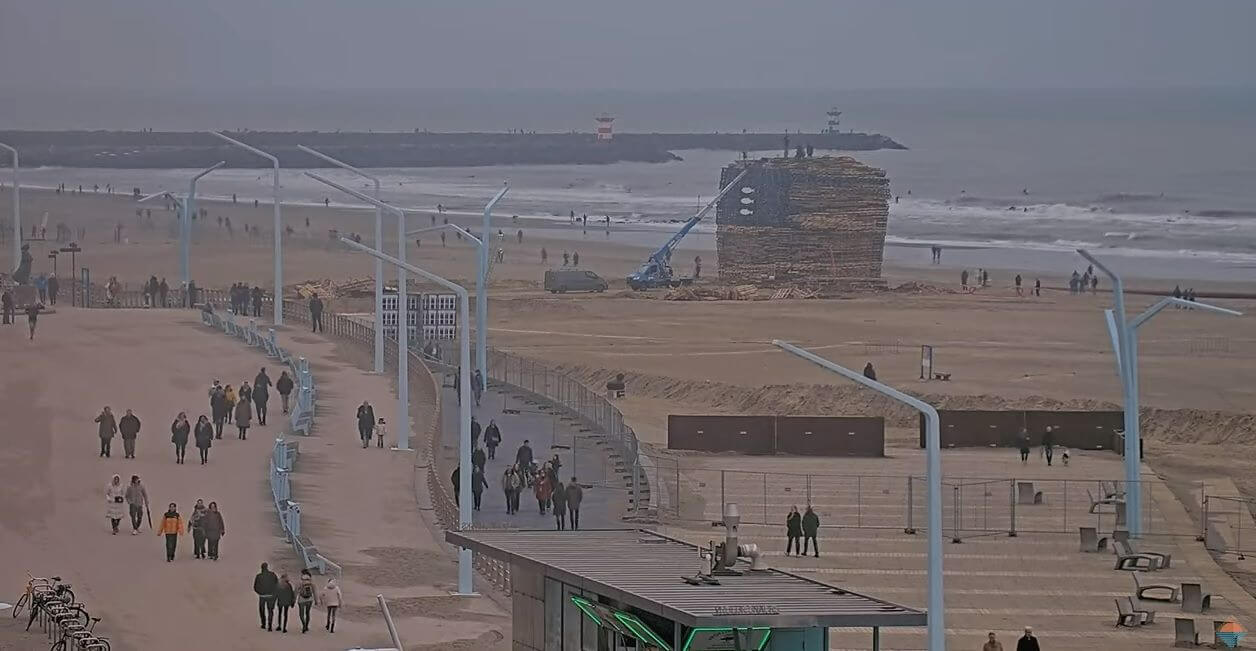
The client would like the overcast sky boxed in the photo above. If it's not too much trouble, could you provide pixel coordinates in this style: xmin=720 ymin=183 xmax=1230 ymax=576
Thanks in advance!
xmin=3 ymin=0 xmax=1255 ymax=91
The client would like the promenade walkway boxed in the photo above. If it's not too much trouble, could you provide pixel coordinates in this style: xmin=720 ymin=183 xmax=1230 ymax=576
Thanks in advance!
xmin=434 ymin=377 xmax=628 ymax=530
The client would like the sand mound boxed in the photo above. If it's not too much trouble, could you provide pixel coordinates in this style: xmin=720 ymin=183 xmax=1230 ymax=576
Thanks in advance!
xmin=547 ymin=362 xmax=1256 ymax=444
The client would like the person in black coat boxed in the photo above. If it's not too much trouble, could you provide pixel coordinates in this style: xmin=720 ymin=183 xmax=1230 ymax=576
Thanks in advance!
xmin=786 ymin=506 xmax=803 ymax=556
xmin=275 ymin=573 xmax=296 ymax=633
xmin=252 ymin=368 xmax=271 ymax=426
xmin=276 ymin=371 xmax=295 ymax=414
xmin=1015 ymin=627 xmax=1040 ymax=651
xmin=210 ymin=385 xmax=228 ymax=439
xmin=356 ymin=401 xmax=375 ymax=448
xmin=484 ymin=420 xmax=502 ymax=459
xmin=170 ymin=412 xmax=191 ymax=464
xmin=253 ymin=562 xmax=279 ymax=631
xmin=194 ymin=415 xmax=214 ymax=465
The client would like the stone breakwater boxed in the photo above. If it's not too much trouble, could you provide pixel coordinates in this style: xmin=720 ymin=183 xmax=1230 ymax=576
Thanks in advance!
xmin=0 ymin=130 xmax=905 ymax=168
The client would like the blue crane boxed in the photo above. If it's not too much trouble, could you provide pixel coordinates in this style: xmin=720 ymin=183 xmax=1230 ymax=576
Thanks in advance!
xmin=626 ymin=168 xmax=750 ymax=290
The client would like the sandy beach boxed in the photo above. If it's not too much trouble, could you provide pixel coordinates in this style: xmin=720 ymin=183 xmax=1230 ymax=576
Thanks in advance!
xmin=2 ymin=186 xmax=1255 ymax=649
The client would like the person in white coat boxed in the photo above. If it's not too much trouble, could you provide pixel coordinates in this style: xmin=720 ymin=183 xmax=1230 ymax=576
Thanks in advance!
xmin=105 ymin=474 xmax=126 ymax=534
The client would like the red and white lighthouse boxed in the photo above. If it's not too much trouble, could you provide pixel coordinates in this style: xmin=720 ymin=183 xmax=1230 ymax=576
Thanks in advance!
xmin=595 ymin=113 xmax=615 ymax=141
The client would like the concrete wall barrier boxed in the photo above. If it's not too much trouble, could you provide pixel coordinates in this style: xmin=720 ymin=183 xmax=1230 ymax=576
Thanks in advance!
xmin=668 ymin=415 xmax=885 ymax=457
xmin=920 ymin=409 xmax=1123 ymax=449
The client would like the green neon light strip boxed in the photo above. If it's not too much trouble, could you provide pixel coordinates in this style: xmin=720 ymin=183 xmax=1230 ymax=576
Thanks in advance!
xmin=569 ymin=595 xmax=673 ymax=650
xmin=681 ymin=627 xmax=773 ymax=651
xmin=614 ymin=612 xmax=673 ymax=651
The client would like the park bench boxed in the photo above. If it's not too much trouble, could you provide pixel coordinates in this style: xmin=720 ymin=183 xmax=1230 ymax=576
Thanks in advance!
xmin=1115 ymin=540 xmax=1161 ymax=571
xmin=1128 ymin=540 xmax=1172 ymax=569
xmin=1087 ymin=488 xmax=1124 ymax=514
xmin=1079 ymin=526 xmax=1108 ymax=553
xmin=1181 ymin=583 xmax=1212 ymax=614
xmin=1174 ymin=618 xmax=1200 ymax=647
xmin=1115 ymin=597 xmax=1155 ymax=626
xmin=1016 ymin=481 xmax=1044 ymax=505
xmin=1134 ymin=572 xmax=1180 ymax=602
xmin=1101 ymin=480 xmax=1126 ymax=500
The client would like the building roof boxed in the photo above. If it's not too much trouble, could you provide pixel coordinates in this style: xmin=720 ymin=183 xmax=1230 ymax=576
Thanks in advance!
xmin=446 ymin=528 xmax=926 ymax=629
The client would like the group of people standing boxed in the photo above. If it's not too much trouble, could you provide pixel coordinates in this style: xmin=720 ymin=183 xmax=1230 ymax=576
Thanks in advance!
xmin=785 ymin=505 xmax=821 ymax=557
xmin=141 ymin=275 xmax=170 ymax=307
xmin=1069 ymin=266 xmax=1100 ymax=295
xmin=230 ymin=282 xmax=266 ymax=317
xmin=252 ymin=564 xmax=341 ymax=634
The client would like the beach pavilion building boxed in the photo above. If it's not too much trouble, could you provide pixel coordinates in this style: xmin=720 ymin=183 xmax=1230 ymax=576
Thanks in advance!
xmin=447 ymin=527 xmax=924 ymax=650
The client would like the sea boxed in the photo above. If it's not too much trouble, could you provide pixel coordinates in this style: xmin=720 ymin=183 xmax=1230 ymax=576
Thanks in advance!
xmin=7 ymin=87 xmax=1256 ymax=280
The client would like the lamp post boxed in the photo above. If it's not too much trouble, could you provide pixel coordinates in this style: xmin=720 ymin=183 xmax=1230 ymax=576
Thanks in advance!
xmin=0 ymin=142 xmax=19 ymax=265
xmin=297 ymin=145 xmax=385 ymax=374
xmin=478 ymin=185 xmax=509 ymax=383
xmin=336 ymin=236 xmax=477 ymax=597
xmin=773 ymin=340 xmax=946 ymax=651
xmin=213 ymin=132 xmax=283 ymax=326
xmin=1082 ymin=249 xmax=1242 ymax=536
xmin=305 ymin=172 xmax=412 ymax=453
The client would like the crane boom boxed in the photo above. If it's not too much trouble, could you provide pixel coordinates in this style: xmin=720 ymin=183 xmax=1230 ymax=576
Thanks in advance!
xmin=648 ymin=168 xmax=750 ymax=266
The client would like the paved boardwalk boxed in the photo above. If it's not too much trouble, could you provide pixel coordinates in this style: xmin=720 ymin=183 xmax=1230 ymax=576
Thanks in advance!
xmin=435 ymin=376 xmax=628 ymax=530
xmin=656 ymin=447 xmax=1256 ymax=650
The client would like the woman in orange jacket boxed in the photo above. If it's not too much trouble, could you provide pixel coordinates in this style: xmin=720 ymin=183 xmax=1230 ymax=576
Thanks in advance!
xmin=156 ymin=502 xmax=184 ymax=562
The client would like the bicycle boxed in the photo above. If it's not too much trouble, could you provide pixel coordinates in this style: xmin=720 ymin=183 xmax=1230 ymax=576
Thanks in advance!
xmin=13 ymin=574 xmax=74 ymax=619
xmin=49 ymin=616 xmax=110 ymax=651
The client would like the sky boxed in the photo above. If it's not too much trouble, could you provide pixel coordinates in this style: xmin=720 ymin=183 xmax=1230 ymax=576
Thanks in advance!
xmin=2 ymin=0 xmax=1255 ymax=91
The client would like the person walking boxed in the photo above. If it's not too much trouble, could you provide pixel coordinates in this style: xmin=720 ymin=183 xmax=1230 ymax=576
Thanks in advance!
xmin=210 ymin=382 xmax=227 ymax=439
xmin=451 ymin=466 xmax=461 ymax=507
xmin=323 ymin=578 xmax=342 ymax=633
xmin=471 ymin=417 xmax=482 ymax=448
xmin=119 ymin=409 xmax=141 ymax=459
xmin=125 ymin=475 xmax=149 ymax=535
xmin=471 ymin=464 xmax=487 ymax=511
xmin=534 ymin=471 xmax=553 ymax=515
xmin=48 ymin=274 xmax=59 ymax=305
xmin=551 ymin=479 xmax=567 ymax=530
xmin=1018 ymin=428 xmax=1031 ymax=464
xmin=472 ymin=446 xmax=486 ymax=473
xmin=105 ymin=474 xmax=126 ymax=535
xmin=234 ymin=397 xmax=252 ymax=440
xmin=356 ymin=401 xmax=375 ymax=448
xmin=188 ymin=499 xmax=208 ymax=559
xmin=983 ymin=631 xmax=1005 ymax=651
xmin=786 ymin=506 xmax=802 ymax=556
xmin=194 ymin=415 xmax=214 ymax=464
xmin=224 ymin=385 xmax=237 ymax=424
xmin=1 ymin=289 xmax=12 ymax=325
xmin=1016 ymin=627 xmax=1040 ymax=651
xmin=1042 ymin=426 xmax=1055 ymax=467
xmin=375 ymin=417 xmax=387 ymax=448
xmin=25 ymin=303 xmax=42 ymax=340
xmin=276 ymin=371 xmax=295 ymax=414
xmin=253 ymin=562 xmax=279 ymax=631
xmin=296 ymin=569 xmax=318 ymax=633
xmin=203 ymin=501 xmax=225 ymax=561
xmin=502 ymin=467 xmax=517 ymax=515
xmin=170 ymin=412 xmax=190 ymax=464
xmin=309 ymin=295 xmax=324 ymax=333
xmin=156 ymin=503 xmax=184 ymax=562
xmin=484 ymin=419 xmax=501 ymax=459
xmin=516 ymin=439 xmax=534 ymax=475
xmin=253 ymin=368 xmax=271 ymax=426
xmin=239 ymin=381 xmax=252 ymax=410
xmin=472 ymin=369 xmax=484 ymax=406
xmin=275 ymin=573 xmax=295 ymax=633
xmin=565 ymin=477 xmax=583 ymax=530
xmin=802 ymin=505 xmax=820 ymax=557
xmin=95 ymin=406 xmax=118 ymax=458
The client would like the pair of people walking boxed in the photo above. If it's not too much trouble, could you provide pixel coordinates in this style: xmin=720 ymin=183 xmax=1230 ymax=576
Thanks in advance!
xmin=95 ymin=407 xmax=142 ymax=459
xmin=785 ymin=505 xmax=821 ymax=557
xmin=187 ymin=499 xmax=226 ymax=560
xmin=151 ymin=500 xmax=226 ymax=561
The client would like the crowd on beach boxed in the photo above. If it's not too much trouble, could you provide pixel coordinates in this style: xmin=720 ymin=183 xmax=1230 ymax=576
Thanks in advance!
xmin=92 ymin=361 xmax=346 ymax=635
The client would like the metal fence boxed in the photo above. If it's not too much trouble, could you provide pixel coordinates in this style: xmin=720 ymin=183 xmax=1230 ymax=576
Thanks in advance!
xmin=484 ymin=349 xmax=653 ymax=516
xmin=1202 ymin=494 xmax=1256 ymax=558
xmin=647 ymin=457 xmax=1201 ymax=540
xmin=199 ymin=308 xmax=339 ymax=578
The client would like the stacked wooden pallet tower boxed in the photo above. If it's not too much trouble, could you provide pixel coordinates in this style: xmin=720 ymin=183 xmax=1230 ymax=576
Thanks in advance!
xmin=715 ymin=156 xmax=890 ymax=294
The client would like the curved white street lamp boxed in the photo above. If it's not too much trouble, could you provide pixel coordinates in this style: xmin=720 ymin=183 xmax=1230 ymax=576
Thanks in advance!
xmin=297 ymin=145 xmax=385 ymax=374
xmin=213 ymin=132 xmax=283 ymax=326
xmin=773 ymin=340 xmax=946 ymax=651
